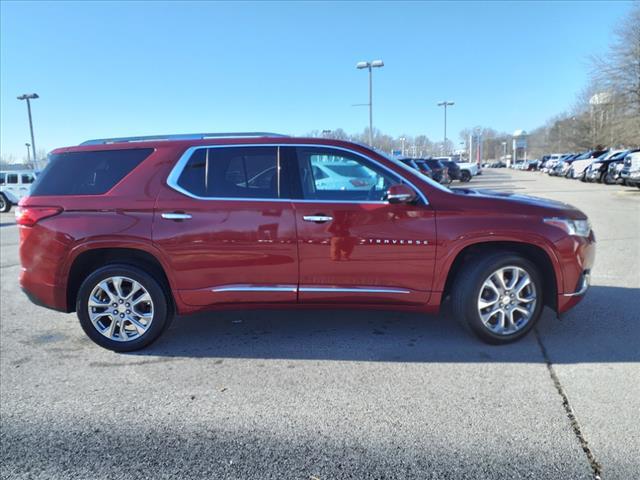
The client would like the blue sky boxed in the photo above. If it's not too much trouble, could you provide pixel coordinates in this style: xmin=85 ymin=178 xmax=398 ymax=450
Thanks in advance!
xmin=0 ymin=0 xmax=632 ymax=160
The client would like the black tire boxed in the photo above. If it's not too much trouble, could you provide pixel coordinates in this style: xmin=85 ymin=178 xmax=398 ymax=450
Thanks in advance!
xmin=598 ymin=171 xmax=607 ymax=183
xmin=603 ymin=173 xmax=616 ymax=185
xmin=0 ymin=194 xmax=11 ymax=213
xmin=76 ymin=264 xmax=172 ymax=352
xmin=450 ymin=252 xmax=544 ymax=344
xmin=460 ymin=170 xmax=472 ymax=182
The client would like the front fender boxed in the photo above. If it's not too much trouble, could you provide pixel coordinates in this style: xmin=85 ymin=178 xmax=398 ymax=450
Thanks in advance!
xmin=433 ymin=215 xmax=564 ymax=298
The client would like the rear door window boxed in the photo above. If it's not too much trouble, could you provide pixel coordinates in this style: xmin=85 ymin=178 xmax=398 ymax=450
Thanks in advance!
xmin=175 ymin=146 xmax=283 ymax=199
xmin=30 ymin=149 xmax=153 ymax=196
xmin=7 ymin=174 xmax=18 ymax=184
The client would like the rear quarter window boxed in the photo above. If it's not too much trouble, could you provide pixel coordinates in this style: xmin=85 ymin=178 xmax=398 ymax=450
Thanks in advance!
xmin=31 ymin=148 xmax=153 ymax=196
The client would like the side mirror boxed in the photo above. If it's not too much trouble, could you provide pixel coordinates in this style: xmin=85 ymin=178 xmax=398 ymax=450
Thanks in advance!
xmin=387 ymin=184 xmax=418 ymax=204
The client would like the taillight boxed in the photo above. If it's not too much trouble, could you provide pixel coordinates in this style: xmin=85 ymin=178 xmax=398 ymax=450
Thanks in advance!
xmin=15 ymin=206 xmax=62 ymax=226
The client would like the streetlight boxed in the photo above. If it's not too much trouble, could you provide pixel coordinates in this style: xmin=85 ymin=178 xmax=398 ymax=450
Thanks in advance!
xmin=17 ymin=93 xmax=39 ymax=166
xmin=501 ymin=141 xmax=507 ymax=162
xmin=437 ymin=101 xmax=454 ymax=154
xmin=400 ymin=136 xmax=406 ymax=156
xmin=356 ymin=60 xmax=384 ymax=146
xmin=25 ymin=143 xmax=31 ymax=163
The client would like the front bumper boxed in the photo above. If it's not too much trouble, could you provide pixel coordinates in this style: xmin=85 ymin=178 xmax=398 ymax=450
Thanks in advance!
xmin=556 ymin=230 xmax=596 ymax=314
xmin=563 ymin=270 xmax=590 ymax=297
xmin=557 ymin=270 xmax=591 ymax=315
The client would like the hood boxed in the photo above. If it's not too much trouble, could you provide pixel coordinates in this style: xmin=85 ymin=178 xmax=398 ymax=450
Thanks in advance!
xmin=450 ymin=187 xmax=586 ymax=218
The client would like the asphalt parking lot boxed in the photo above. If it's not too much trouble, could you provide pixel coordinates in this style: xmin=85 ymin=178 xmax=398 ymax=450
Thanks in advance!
xmin=1 ymin=169 xmax=638 ymax=480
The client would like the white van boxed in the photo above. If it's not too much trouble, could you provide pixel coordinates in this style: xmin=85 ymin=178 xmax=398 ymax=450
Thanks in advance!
xmin=0 ymin=170 xmax=38 ymax=212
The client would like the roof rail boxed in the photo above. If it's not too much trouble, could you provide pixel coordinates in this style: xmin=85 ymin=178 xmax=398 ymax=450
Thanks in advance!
xmin=80 ymin=132 xmax=288 ymax=146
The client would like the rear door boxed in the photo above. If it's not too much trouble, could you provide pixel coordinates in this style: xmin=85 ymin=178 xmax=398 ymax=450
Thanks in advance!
xmin=290 ymin=146 xmax=436 ymax=305
xmin=153 ymin=145 xmax=298 ymax=307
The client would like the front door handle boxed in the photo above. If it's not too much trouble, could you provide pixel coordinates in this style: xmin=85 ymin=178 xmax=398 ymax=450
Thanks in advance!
xmin=303 ymin=215 xmax=333 ymax=223
xmin=161 ymin=212 xmax=192 ymax=221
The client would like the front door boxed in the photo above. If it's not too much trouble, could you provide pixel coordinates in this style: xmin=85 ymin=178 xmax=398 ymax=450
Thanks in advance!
xmin=153 ymin=145 xmax=298 ymax=306
xmin=291 ymin=146 xmax=436 ymax=305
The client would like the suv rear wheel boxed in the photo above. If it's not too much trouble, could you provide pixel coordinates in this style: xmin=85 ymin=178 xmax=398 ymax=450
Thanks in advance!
xmin=76 ymin=264 xmax=171 ymax=351
xmin=451 ymin=253 xmax=543 ymax=344
xmin=460 ymin=170 xmax=472 ymax=182
xmin=0 ymin=194 xmax=10 ymax=213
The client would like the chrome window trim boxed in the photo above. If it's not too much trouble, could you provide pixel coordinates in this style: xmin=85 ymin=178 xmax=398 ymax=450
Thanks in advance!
xmin=166 ymin=143 xmax=429 ymax=205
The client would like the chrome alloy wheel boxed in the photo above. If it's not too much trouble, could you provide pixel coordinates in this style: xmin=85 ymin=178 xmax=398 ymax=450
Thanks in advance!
xmin=477 ymin=266 xmax=537 ymax=335
xmin=87 ymin=276 xmax=154 ymax=342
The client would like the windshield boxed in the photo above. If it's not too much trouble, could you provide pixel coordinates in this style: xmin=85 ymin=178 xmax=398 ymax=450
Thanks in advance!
xmin=610 ymin=150 xmax=629 ymax=160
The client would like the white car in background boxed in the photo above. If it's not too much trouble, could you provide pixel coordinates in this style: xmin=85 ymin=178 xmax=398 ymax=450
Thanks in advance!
xmin=569 ymin=150 xmax=614 ymax=180
xmin=0 ymin=169 xmax=38 ymax=212
xmin=312 ymin=161 xmax=377 ymax=190
xmin=541 ymin=153 xmax=564 ymax=172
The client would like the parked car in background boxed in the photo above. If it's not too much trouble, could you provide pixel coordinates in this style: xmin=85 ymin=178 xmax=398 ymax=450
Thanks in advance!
xmin=416 ymin=158 xmax=451 ymax=185
xmin=0 ymin=169 xmax=38 ymax=212
xmin=567 ymin=149 xmax=609 ymax=180
xmin=438 ymin=156 xmax=477 ymax=182
xmin=549 ymin=154 xmax=578 ymax=177
xmin=604 ymin=159 xmax=626 ymax=185
xmin=440 ymin=159 xmax=462 ymax=180
xmin=312 ymin=160 xmax=378 ymax=190
xmin=526 ymin=160 xmax=539 ymax=171
xmin=541 ymin=154 xmax=564 ymax=173
xmin=620 ymin=151 xmax=640 ymax=188
xmin=585 ymin=149 xmax=631 ymax=183
xmin=482 ymin=160 xmax=506 ymax=168
xmin=17 ymin=132 xmax=595 ymax=351
xmin=397 ymin=157 xmax=433 ymax=179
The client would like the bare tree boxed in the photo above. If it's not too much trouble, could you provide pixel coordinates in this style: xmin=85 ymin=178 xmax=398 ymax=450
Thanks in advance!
xmin=590 ymin=3 xmax=640 ymax=146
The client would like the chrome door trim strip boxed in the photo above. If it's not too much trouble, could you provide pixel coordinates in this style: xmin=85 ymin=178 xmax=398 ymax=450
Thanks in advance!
xmin=211 ymin=284 xmax=297 ymax=293
xmin=298 ymin=286 xmax=411 ymax=294
xmin=165 ymin=143 xmax=429 ymax=205
xmin=210 ymin=284 xmax=411 ymax=294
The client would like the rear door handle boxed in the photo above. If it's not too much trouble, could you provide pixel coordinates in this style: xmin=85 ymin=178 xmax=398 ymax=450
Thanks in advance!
xmin=303 ymin=215 xmax=333 ymax=223
xmin=161 ymin=212 xmax=192 ymax=221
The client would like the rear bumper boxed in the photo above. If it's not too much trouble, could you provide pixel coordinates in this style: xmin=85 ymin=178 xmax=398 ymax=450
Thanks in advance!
xmin=20 ymin=267 xmax=68 ymax=312
xmin=21 ymin=285 xmax=67 ymax=313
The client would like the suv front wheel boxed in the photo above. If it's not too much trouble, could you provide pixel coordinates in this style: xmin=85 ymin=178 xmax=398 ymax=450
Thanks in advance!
xmin=451 ymin=253 xmax=543 ymax=344
xmin=76 ymin=264 xmax=171 ymax=351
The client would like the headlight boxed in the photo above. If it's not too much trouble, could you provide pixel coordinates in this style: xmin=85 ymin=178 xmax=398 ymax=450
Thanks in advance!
xmin=544 ymin=217 xmax=591 ymax=237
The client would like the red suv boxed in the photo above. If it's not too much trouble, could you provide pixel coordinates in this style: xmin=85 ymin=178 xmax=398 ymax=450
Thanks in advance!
xmin=17 ymin=133 xmax=595 ymax=351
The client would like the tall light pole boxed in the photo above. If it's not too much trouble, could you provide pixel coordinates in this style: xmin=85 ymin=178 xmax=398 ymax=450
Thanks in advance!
xmin=17 ymin=93 xmax=39 ymax=166
xmin=25 ymin=143 xmax=31 ymax=163
xmin=437 ymin=101 xmax=454 ymax=154
xmin=501 ymin=141 xmax=507 ymax=162
xmin=400 ymin=136 xmax=406 ymax=156
xmin=356 ymin=60 xmax=384 ymax=146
